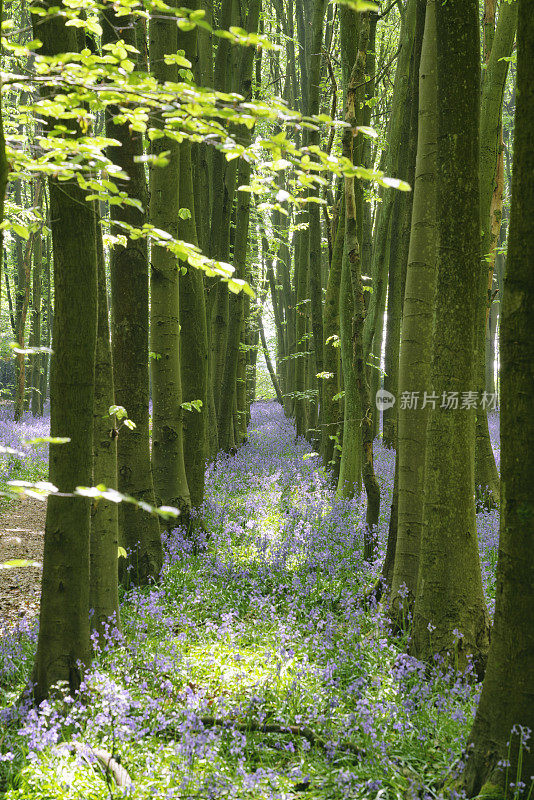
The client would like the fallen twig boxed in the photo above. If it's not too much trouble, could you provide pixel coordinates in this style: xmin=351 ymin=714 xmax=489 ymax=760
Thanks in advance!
xmin=161 ymin=717 xmax=363 ymax=758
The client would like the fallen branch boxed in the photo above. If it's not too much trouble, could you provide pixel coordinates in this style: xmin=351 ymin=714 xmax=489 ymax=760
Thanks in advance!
xmin=55 ymin=742 xmax=132 ymax=788
xmin=162 ymin=717 xmax=363 ymax=758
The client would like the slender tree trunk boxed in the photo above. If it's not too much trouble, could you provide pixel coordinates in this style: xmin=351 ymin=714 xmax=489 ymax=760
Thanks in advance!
xmin=294 ymin=218 xmax=309 ymax=439
xmin=207 ymin=0 xmax=237 ymax=426
xmin=259 ymin=318 xmax=284 ymax=407
xmin=307 ymin=0 xmax=328 ymax=444
xmin=337 ymin=8 xmax=362 ymax=499
xmin=39 ymin=237 xmax=51 ymax=415
xmin=30 ymin=212 xmax=43 ymax=416
xmin=463 ymin=6 xmax=534 ymax=790
xmin=411 ymin=0 xmax=490 ymax=674
xmin=391 ymin=0 xmax=435 ymax=615
xmin=474 ymin=0 xmax=517 ymax=509
xmin=217 ymin=0 xmax=260 ymax=452
xmin=0 ymin=12 xmax=8 ymax=314
xmin=15 ymin=181 xmax=41 ymax=421
xmin=102 ymin=9 xmax=162 ymax=583
xmin=178 ymin=138 xmax=208 ymax=509
xmin=343 ymin=15 xmax=380 ymax=552
xmin=90 ymin=214 xmax=120 ymax=638
xmin=149 ymin=5 xmax=191 ymax=518
xmin=236 ymin=314 xmax=248 ymax=443
xmin=485 ymin=299 xmax=498 ymax=395
xmin=382 ymin=3 xmax=421 ymax=450
xmin=337 ymin=227 xmax=361 ymax=499
xmin=321 ymin=198 xmax=344 ymax=471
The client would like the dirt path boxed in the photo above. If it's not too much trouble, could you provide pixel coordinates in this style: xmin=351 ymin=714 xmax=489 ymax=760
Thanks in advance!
xmin=0 ymin=497 xmax=45 ymax=634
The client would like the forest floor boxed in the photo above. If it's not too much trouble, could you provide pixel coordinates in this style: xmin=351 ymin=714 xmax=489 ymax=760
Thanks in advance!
xmin=0 ymin=497 xmax=43 ymax=633
xmin=0 ymin=402 xmax=501 ymax=799
xmin=0 ymin=405 xmax=48 ymax=636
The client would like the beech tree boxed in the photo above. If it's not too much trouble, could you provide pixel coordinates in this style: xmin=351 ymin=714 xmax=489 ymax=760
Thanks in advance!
xmin=30 ymin=4 xmax=98 ymax=703
xmin=463 ymin=1 xmax=534 ymax=792
xmin=102 ymin=7 xmax=163 ymax=583
xmin=411 ymin=0 xmax=490 ymax=673
xmin=149 ymin=1 xmax=191 ymax=518
xmin=390 ymin=0 xmax=435 ymax=615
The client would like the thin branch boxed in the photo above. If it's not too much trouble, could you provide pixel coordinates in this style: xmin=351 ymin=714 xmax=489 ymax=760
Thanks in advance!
xmin=378 ymin=0 xmax=402 ymax=19
xmin=162 ymin=718 xmax=363 ymax=758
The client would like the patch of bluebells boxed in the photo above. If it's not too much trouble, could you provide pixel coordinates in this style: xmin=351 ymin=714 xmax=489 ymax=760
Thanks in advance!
xmin=0 ymin=405 xmax=50 ymax=485
xmin=0 ymin=402 xmax=505 ymax=798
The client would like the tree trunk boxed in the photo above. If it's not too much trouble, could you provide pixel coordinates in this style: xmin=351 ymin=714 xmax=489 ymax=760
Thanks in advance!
xmin=0 ymin=18 xmax=8 ymax=315
xmin=259 ymin=319 xmax=284 ymax=407
xmin=343 ymin=15 xmax=380 ymax=553
xmin=149 ymin=5 xmax=191 ymax=519
xmin=102 ymin=9 xmax=162 ymax=583
xmin=320 ymin=198 xmax=344 ymax=472
xmin=39 ymin=237 xmax=51 ymax=415
xmin=337 ymin=226 xmax=361 ymax=499
xmin=391 ymin=0 xmax=435 ymax=615
xmin=30 ymin=1 xmax=97 ymax=703
xmin=217 ymin=0 xmax=260 ymax=452
xmin=178 ymin=138 xmax=208 ymax=510
xmin=30 ymin=213 xmax=43 ymax=416
xmin=485 ymin=299 xmax=498 ymax=395
xmin=90 ymin=214 xmax=120 ymax=638
xmin=411 ymin=0 xmax=490 ymax=675
xmin=307 ymin=0 xmax=328 ymax=443
xmin=463 ymin=5 xmax=534 ymax=790
xmin=474 ymin=0 xmax=517 ymax=509
xmin=382 ymin=4 xmax=421 ymax=450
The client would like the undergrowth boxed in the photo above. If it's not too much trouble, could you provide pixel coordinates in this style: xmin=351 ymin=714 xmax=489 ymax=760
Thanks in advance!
xmin=0 ymin=403 xmax=505 ymax=799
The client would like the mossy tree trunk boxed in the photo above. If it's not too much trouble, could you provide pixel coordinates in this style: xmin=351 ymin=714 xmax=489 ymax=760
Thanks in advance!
xmin=207 ymin=0 xmax=237 ymax=434
xmin=0 ymin=15 xmax=8 ymax=312
xmin=307 ymin=0 xmax=327 ymax=445
xmin=29 ymin=207 xmax=43 ymax=417
xmin=217 ymin=0 xmax=260 ymax=453
xmin=39 ymin=237 xmax=51 ymax=415
xmin=30 ymin=3 xmax=97 ymax=702
xmin=474 ymin=0 xmax=517 ymax=510
xmin=463 ymin=5 xmax=534 ymax=791
xmin=149 ymin=5 xmax=191 ymax=519
xmin=320 ymin=198 xmax=344 ymax=472
xmin=411 ymin=0 xmax=490 ymax=674
xmin=90 ymin=214 xmax=120 ymax=638
xmin=337 ymin=228 xmax=361 ymax=499
xmin=343 ymin=13 xmax=380 ymax=551
xmin=363 ymin=2 xmax=416 ymax=443
xmin=391 ymin=0 xmax=435 ymax=616
xmin=337 ymin=8 xmax=362 ymax=499
xmin=102 ymin=8 xmax=162 ymax=583
xmin=178 ymin=137 xmax=208 ymax=509
xmin=382 ymin=1 xmax=421 ymax=452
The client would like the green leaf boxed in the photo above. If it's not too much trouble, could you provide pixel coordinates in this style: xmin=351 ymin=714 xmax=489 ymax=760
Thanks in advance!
xmin=12 ymin=222 xmax=30 ymax=239
xmin=109 ymin=404 xmax=128 ymax=420
xmin=0 ymin=559 xmax=42 ymax=570
xmin=163 ymin=53 xmax=192 ymax=68
xmin=334 ymin=0 xmax=379 ymax=11
xmin=24 ymin=436 xmax=70 ymax=445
